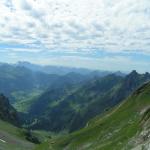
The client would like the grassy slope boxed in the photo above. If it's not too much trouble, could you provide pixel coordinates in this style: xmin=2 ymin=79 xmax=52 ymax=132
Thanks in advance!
xmin=11 ymin=90 xmax=43 ymax=113
xmin=29 ymin=75 xmax=123 ymax=132
xmin=0 ymin=120 xmax=35 ymax=150
xmin=35 ymin=82 xmax=150 ymax=150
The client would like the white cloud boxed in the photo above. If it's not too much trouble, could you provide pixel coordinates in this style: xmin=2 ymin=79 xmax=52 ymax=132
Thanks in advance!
xmin=0 ymin=0 xmax=150 ymax=54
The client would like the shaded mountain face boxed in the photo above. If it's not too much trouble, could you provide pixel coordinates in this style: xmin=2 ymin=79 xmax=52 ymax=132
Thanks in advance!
xmin=0 ymin=94 xmax=18 ymax=125
xmin=0 ymin=64 xmax=58 ymax=98
xmin=0 ymin=64 xmax=89 ymax=104
xmin=27 ymin=71 xmax=150 ymax=133
xmin=17 ymin=61 xmax=93 ymax=75
xmin=25 ymin=74 xmax=123 ymax=131
xmin=36 ymin=81 xmax=150 ymax=150
xmin=16 ymin=61 xmax=113 ymax=76
xmin=0 ymin=63 xmax=125 ymax=102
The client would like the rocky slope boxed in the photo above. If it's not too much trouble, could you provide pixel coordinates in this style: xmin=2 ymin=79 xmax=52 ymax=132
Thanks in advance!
xmin=0 ymin=94 xmax=18 ymax=125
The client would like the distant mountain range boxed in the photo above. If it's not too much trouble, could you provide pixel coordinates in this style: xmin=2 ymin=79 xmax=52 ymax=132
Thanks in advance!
xmin=24 ymin=70 xmax=150 ymax=133
xmin=0 ymin=62 xmax=125 ymax=103
xmin=0 ymin=63 xmax=149 ymax=133
xmin=16 ymin=61 xmax=114 ymax=76
xmin=0 ymin=62 xmax=149 ymax=150
xmin=0 ymin=63 xmax=91 ymax=101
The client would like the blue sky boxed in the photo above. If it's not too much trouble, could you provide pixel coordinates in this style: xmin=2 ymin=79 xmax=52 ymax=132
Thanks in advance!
xmin=0 ymin=0 xmax=150 ymax=72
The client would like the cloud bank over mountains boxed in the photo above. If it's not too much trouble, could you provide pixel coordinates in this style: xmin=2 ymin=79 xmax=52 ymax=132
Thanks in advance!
xmin=0 ymin=0 xmax=150 ymax=72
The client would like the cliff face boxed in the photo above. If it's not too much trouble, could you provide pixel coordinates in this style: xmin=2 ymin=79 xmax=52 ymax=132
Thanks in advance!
xmin=0 ymin=94 xmax=18 ymax=125
xmin=130 ymin=107 xmax=150 ymax=150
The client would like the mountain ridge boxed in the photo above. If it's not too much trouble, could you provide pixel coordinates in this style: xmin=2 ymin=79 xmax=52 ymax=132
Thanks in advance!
xmin=35 ymin=81 xmax=150 ymax=150
xmin=26 ymin=71 xmax=150 ymax=133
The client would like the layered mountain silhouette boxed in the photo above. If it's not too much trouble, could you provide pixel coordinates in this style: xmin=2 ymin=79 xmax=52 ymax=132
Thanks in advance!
xmin=26 ymin=70 xmax=150 ymax=133
xmin=0 ymin=63 xmax=149 ymax=150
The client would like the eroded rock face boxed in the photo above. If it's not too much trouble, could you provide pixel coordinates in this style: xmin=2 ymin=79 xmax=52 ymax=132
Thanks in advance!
xmin=128 ymin=107 xmax=150 ymax=150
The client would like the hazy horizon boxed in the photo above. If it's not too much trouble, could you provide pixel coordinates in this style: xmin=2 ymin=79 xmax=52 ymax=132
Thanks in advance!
xmin=0 ymin=60 xmax=148 ymax=74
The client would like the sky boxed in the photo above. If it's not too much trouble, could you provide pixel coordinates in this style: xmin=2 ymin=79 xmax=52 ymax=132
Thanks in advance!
xmin=0 ymin=0 xmax=150 ymax=72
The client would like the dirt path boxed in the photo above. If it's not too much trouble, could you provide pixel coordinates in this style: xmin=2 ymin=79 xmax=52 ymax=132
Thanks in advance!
xmin=0 ymin=130 xmax=35 ymax=150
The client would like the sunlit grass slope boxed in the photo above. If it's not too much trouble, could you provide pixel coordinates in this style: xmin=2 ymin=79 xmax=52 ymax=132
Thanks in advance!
xmin=35 ymin=81 xmax=150 ymax=150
